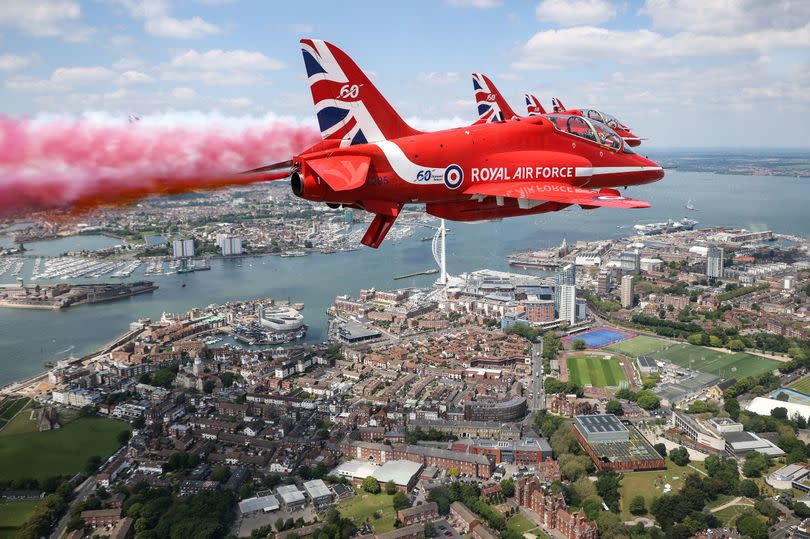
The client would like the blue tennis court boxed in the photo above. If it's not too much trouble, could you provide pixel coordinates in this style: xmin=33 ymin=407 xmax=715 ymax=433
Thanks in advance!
xmin=770 ymin=388 xmax=810 ymax=406
xmin=563 ymin=327 xmax=635 ymax=348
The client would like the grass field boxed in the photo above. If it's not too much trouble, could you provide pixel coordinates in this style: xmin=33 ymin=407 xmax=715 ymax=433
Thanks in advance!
xmin=337 ymin=489 xmax=396 ymax=533
xmin=605 ymin=335 xmax=672 ymax=357
xmin=0 ymin=499 xmax=42 ymax=538
xmin=651 ymin=344 xmax=780 ymax=379
xmin=790 ymin=375 xmax=810 ymax=396
xmin=0 ymin=417 xmax=130 ymax=482
xmin=506 ymin=514 xmax=548 ymax=538
xmin=619 ymin=461 xmax=693 ymax=521
xmin=712 ymin=505 xmax=756 ymax=527
xmin=567 ymin=355 xmax=628 ymax=387
xmin=0 ymin=408 xmax=40 ymax=437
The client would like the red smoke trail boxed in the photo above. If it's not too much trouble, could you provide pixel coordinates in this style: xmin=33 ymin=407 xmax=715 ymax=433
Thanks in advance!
xmin=0 ymin=116 xmax=321 ymax=217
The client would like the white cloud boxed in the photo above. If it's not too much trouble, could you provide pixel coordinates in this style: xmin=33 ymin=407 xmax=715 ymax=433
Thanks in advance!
xmin=170 ymin=49 xmax=284 ymax=71
xmin=0 ymin=0 xmax=94 ymax=41
xmin=52 ymin=66 xmax=116 ymax=86
xmin=171 ymin=87 xmax=198 ymax=99
xmin=160 ymin=49 xmax=285 ymax=85
xmin=6 ymin=66 xmax=115 ymax=92
xmin=115 ymin=0 xmax=219 ymax=39
xmin=639 ymin=0 xmax=810 ymax=35
xmin=512 ymin=24 xmax=810 ymax=69
xmin=535 ymin=0 xmax=617 ymax=26
xmin=113 ymin=57 xmax=147 ymax=71
xmin=0 ymin=53 xmax=33 ymax=71
xmin=145 ymin=15 xmax=219 ymax=39
xmin=115 ymin=70 xmax=155 ymax=85
xmin=288 ymin=23 xmax=313 ymax=34
xmin=416 ymin=72 xmax=461 ymax=85
xmin=446 ymin=0 xmax=502 ymax=8
xmin=221 ymin=97 xmax=253 ymax=108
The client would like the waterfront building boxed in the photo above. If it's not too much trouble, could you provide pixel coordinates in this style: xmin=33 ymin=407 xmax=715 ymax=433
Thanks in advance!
xmin=172 ymin=239 xmax=194 ymax=258
xmin=217 ymin=235 xmax=243 ymax=256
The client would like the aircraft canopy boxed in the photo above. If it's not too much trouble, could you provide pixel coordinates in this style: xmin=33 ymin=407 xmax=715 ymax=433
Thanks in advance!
xmin=545 ymin=114 xmax=623 ymax=151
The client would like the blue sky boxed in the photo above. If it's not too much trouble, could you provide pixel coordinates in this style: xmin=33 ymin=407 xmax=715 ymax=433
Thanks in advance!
xmin=1 ymin=0 xmax=809 ymax=147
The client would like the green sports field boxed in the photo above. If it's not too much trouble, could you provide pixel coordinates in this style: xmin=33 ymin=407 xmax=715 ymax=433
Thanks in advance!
xmin=0 ymin=417 xmax=130 ymax=482
xmin=0 ymin=499 xmax=42 ymax=538
xmin=790 ymin=375 xmax=810 ymax=396
xmin=605 ymin=335 xmax=672 ymax=357
xmin=650 ymin=344 xmax=780 ymax=379
xmin=567 ymin=355 xmax=628 ymax=387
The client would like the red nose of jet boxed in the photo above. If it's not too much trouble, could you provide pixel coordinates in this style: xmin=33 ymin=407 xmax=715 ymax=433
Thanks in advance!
xmin=636 ymin=153 xmax=664 ymax=184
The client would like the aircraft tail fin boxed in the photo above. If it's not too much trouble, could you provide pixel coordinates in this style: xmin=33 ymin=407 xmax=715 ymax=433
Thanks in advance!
xmin=524 ymin=93 xmax=547 ymax=116
xmin=472 ymin=72 xmax=518 ymax=123
xmin=551 ymin=97 xmax=566 ymax=113
xmin=300 ymin=39 xmax=420 ymax=147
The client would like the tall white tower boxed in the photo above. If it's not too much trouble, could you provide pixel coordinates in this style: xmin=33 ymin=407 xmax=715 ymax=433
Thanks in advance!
xmin=432 ymin=219 xmax=447 ymax=285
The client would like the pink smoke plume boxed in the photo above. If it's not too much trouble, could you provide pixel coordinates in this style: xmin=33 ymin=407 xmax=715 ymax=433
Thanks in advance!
xmin=0 ymin=115 xmax=321 ymax=217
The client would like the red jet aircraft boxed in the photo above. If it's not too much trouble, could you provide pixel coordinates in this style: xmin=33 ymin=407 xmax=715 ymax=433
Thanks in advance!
xmin=472 ymin=72 xmax=643 ymax=147
xmin=549 ymin=97 xmax=642 ymax=147
xmin=248 ymin=40 xmax=664 ymax=249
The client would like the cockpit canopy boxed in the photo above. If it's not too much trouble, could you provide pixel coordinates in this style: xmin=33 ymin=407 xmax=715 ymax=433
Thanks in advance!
xmin=582 ymin=109 xmax=624 ymax=130
xmin=545 ymin=114 xmax=623 ymax=151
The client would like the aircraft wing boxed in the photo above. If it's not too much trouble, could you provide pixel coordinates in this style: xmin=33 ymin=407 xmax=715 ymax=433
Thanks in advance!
xmin=464 ymin=182 xmax=650 ymax=209
xmin=307 ymin=155 xmax=370 ymax=191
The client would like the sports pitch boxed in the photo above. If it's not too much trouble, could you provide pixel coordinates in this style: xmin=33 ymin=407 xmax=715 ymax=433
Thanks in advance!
xmin=563 ymin=327 xmax=634 ymax=348
xmin=605 ymin=335 xmax=672 ymax=357
xmin=790 ymin=375 xmax=810 ymax=396
xmin=650 ymin=344 xmax=780 ymax=379
xmin=567 ymin=355 xmax=628 ymax=387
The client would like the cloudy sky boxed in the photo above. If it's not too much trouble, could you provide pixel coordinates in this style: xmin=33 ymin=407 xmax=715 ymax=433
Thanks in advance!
xmin=1 ymin=0 xmax=809 ymax=148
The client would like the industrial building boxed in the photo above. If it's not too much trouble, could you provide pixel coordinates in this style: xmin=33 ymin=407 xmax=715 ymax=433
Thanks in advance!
xmin=573 ymin=414 xmax=665 ymax=471
xmin=331 ymin=459 xmax=423 ymax=492
xmin=766 ymin=464 xmax=810 ymax=491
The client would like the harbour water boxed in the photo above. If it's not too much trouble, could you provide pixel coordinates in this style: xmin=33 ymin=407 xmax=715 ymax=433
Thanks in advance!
xmin=0 ymin=170 xmax=808 ymax=386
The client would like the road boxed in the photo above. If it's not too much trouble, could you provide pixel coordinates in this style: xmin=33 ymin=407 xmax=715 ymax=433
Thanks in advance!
xmin=50 ymin=475 xmax=95 ymax=539
xmin=528 ymin=340 xmax=545 ymax=412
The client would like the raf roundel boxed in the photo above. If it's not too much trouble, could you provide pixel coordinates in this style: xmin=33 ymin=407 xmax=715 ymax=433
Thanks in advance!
xmin=444 ymin=164 xmax=464 ymax=189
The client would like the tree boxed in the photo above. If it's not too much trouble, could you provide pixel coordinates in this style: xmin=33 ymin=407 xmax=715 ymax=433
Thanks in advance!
xmin=385 ymin=480 xmax=397 ymax=495
xmin=794 ymin=502 xmax=810 ymax=518
xmin=737 ymin=515 xmax=768 ymax=539
xmin=669 ymin=446 xmax=690 ymax=466
xmin=595 ymin=469 xmax=622 ymax=512
xmin=85 ymin=455 xmax=102 ymax=474
xmin=362 ymin=476 xmax=381 ymax=494
xmin=629 ymin=495 xmax=647 ymax=515
xmin=572 ymin=338 xmax=586 ymax=350
xmin=743 ymin=452 xmax=770 ymax=477
xmin=635 ymin=390 xmax=660 ymax=410
xmin=202 ymin=379 xmax=216 ymax=394
xmin=424 ymin=521 xmax=436 ymax=538
xmin=605 ymin=400 xmax=623 ymax=416
xmin=117 ymin=429 xmax=131 ymax=446
xmin=654 ymin=443 xmax=667 ymax=457
xmin=737 ymin=479 xmax=759 ymax=498
xmin=132 ymin=416 xmax=146 ymax=429
xmin=724 ymin=397 xmax=740 ymax=420
xmin=210 ymin=465 xmax=231 ymax=482
xmin=500 ymin=478 xmax=515 ymax=498
xmin=771 ymin=406 xmax=788 ymax=420
xmin=392 ymin=491 xmax=411 ymax=511
xmin=220 ymin=372 xmax=237 ymax=388
xmin=66 ymin=515 xmax=85 ymax=532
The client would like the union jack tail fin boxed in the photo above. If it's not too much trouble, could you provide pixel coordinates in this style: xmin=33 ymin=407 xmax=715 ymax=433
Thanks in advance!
xmin=300 ymin=39 xmax=420 ymax=147
xmin=524 ymin=93 xmax=547 ymax=116
xmin=472 ymin=73 xmax=518 ymax=123
xmin=551 ymin=97 xmax=566 ymax=113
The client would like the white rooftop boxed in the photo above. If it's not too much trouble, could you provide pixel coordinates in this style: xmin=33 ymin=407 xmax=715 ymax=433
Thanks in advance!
xmin=332 ymin=460 xmax=379 ymax=479
xmin=239 ymin=494 xmax=280 ymax=514
xmin=371 ymin=460 xmax=423 ymax=486
xmin=746 ymin=397 xmax=810 ymax=421
xmin=303 ymin=479 xmax=331 ymax=500
xmin=276 ymin=484 xmax=306 ymax=504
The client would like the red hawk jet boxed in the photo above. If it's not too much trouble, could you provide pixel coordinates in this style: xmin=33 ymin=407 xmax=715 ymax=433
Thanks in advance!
xmin=248 ymin=40 xmax=663 ymax=248
xmin=548 ymin=96 xmax=642 ymax=147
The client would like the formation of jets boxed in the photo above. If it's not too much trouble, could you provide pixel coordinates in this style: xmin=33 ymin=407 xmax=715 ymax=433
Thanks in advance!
xmin=247 ymin=40 xmax=663 ymax=248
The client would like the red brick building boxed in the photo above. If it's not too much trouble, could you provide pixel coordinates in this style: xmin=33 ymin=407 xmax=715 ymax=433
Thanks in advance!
xmin=515 ymin=477 xmax=598 ymax=539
